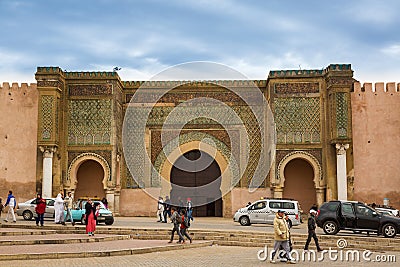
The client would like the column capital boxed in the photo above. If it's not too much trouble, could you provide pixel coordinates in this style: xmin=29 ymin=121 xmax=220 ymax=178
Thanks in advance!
xmin=39 ymin=146 xmax=57 ymax=158
xmin=335 ymin=143 xmax=349 ymax=155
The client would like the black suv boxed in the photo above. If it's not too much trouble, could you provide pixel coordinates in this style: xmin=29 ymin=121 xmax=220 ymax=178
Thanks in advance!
xmin=316 ymin=201 xmax=400 ymax=238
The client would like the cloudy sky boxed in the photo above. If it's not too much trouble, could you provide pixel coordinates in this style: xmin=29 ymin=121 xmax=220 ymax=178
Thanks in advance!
xmin=0 ymin=0 xmax=399 ymax=83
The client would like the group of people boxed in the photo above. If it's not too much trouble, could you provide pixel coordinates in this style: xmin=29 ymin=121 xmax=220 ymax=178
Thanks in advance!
xmin=1 ymin=191 xmax=17 ymax=223
xmin=157 ymin=196 xmax=194 ymax=224
xmin=35 ymin=192 xmax=100 ymax=236
xmin=168 ymin=206 xmax=192 ymax=244
xmin=156 ymin=196 xmax=194 ymax=244
xmin=270 ymin=206 xmax=322 ymax=264
xmin=51 ymin=191 xmax=76 ymax=226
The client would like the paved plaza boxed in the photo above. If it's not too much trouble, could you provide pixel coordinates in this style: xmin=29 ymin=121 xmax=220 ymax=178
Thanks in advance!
xmin=0 ymin=245 xmax=398 ymax=267
xmin=0 ymin=216 xmax=399 ymax=266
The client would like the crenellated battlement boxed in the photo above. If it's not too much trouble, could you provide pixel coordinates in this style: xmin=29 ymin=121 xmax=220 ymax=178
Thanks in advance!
xmin=0 ymin=82 xmax=37 ymax=91
xmin=353 ymin=81 xmax=400 ymax=93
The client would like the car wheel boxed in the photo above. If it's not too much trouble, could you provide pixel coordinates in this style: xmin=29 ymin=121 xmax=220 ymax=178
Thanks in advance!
xmin=239 ymin=216 xmax=250 ymax=226
xmin=323 ymin=221 xmax=339 ymax=235
xmin=22 ymin=210 xmax=33 ymax=220
xmin=287 ymin=219 xmax=293 ymax=229
xmin=382 ymin=223 xmax=397 ymax=238
xmin=81 ymin=216 xmax=86 ymax=225
xmin=105 ymin=218 xmax=114 ymax=225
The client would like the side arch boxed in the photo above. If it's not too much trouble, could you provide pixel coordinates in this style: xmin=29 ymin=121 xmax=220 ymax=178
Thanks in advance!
xmin=277 ymin=151 xmax=324 ymax=189
xmin=67 ymin=152 xmax=111 ymax=190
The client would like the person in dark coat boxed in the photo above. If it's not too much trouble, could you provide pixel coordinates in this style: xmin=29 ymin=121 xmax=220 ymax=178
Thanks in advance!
xmin=304 ymin=209 xmax=323 ymax=252
xmin=35 ymin=194 xmax=46 ymax=227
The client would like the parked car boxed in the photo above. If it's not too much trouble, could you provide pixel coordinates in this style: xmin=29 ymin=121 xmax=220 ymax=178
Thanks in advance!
xmin=233 ymin=198 xmax=301 ymax=227
xmin=316 ymin=200 xmax=400 ymax=238
xmin=66 ymin=199 xmax=114 ymax=225
xmin=16 ymin=198 xmax=56 ymax=220
xmin=375 ymin=207 xmax=399 ymax=217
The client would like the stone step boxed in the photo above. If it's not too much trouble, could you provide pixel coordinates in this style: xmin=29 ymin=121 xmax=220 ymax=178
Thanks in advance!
xmin=0 ymin=240 xmax=214 ymax=261
xmin=0 ymin=229 xmax=57 ymax=236
xmin=0 ymin=234 xmax=130 ymax=246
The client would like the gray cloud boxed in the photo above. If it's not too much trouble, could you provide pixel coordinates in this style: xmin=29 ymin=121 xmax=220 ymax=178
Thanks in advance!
xmin=0 ymin=0 xmax=399 ymax=83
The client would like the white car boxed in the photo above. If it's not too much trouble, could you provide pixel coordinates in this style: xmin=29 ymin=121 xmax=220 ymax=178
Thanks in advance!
xmin=16 ymin=198 xmax=56 ymax=220
xmin=234 ymin=198 xmax=302 ymax=227
xmin=375 ymin=207 xmax=399 ymax=217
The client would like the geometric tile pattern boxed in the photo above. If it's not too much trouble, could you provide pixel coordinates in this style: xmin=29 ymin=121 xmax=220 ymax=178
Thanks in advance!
xmin=274 ymin=82 xmax=319 ymax=94
xmin=40 ymin=95 xmax=54 ymax=140
xmin=335 ymin=92 xmax=348 ymax=138
xmin=150 ymin=131 xmax=240 ymax=188
xmin=123 ymin=104 xmax=264 ymax=189
xmin=68 ymin=99 xmax=112 ymax=145
xmin=274 ymin=97 xmax=320 ymax=143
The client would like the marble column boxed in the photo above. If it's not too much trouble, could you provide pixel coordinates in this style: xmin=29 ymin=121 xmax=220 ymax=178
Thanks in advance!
xmin=40 ymin=146 xmax=56 ymax=198
xmin=336 ymin=144 xmax=349 ymax=201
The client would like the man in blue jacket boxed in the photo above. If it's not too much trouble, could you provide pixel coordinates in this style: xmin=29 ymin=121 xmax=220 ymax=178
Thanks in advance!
xmin=4 ymin=190 xmax=16 ymax=223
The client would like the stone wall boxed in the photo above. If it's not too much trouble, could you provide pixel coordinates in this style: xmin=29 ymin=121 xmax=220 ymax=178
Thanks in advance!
xmin=351 ymin=82 xmax=400 ymax=207
xmin=119 ymin=188 xmax=161 ymax=216
xmin=0 ymin=82 xmax=38 ymax=202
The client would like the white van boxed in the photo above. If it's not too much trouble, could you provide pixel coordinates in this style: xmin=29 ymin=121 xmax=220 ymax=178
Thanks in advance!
xmin=233 ymin=198 xmax=302 ymax=227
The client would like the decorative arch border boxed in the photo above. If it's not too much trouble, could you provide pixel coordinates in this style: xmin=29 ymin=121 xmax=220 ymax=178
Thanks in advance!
xmin=67 ymin=152 xmax=111 ymax=190
xmin=151 ymin=132 xmax=240 ymax=195
xmin=277 ymin=151 xmax=324 ymax=188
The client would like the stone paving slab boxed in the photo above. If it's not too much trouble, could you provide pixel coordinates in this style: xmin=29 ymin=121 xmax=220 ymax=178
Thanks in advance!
xmin=0 ymin=239 xmax=213 ymax=261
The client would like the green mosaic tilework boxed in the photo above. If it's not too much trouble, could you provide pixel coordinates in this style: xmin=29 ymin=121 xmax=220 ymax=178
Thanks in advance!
xmin=68 ymin=99 xmax=112 ymax=145
xmin=41 ymin=95 xmax=54 ymax=140
xmin=274 ymin=97 xmax=320 ymax=143
xmin=335 ymin=93 xmax=348 ymax=138
xmin=123 ymin=105 xmax=264 ymax=188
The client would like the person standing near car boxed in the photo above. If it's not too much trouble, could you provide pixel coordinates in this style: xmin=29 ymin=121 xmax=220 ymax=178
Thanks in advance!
xmin=85 ymin=200 xmax=99 ymax=236
xmin=270 ymin=210 xmax=295 ymax=264
xmin=63 ymin=192 xmax=75 ymax=226
xmin=54 ymin=192 xmax=65 ymax=225
xmin=304 ymin=209 xmax=323 ymax=252
xmin=4 ymin=190 xmax=16 ymax=223
xmin=35 ymin=193 xmax=46 ymax=227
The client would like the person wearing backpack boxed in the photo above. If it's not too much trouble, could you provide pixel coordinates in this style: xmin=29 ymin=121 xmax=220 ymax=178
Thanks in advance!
xmin=178 ymin=209 xmax=192 ymax=244
xmin=168 ymin=206 xmax=184 ymax=243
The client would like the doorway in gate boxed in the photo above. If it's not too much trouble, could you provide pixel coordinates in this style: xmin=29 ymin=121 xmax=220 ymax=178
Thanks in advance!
xmin=170 ymin=150 xmax=222 ymax=217
xmin=283 ymin=158 xmax=317 ymax=212
xmin=74 ymin=160 xmax=105 ymax=200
